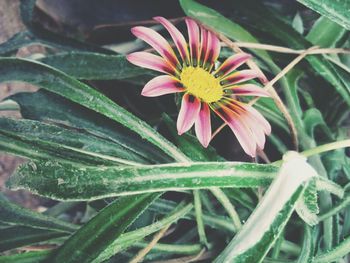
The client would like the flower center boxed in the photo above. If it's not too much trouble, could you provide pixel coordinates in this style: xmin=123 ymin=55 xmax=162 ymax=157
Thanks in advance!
xmin=180 ymin=66 xmax=223 ymax=103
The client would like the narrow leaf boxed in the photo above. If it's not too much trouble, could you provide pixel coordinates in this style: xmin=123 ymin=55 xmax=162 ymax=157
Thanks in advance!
xmin=297 ymin=0 xmax=350 ymax=31
xmin=0 ymin=117 xmax=145 ymax=165
xmin=214 ymin=152 xmax=318 ymax=263
xmin=9 ymin=90 xmax=168 ymax=164
xmin=0 ymin=194 xmax=77 ymax=233
xmin=39 ymin=52 xmax=150 ymax=80
xmin=0 ymin=226 xmax=66 ymax=252
xmin=8 ymin=161 xmax=278 ymax=201
xmin=0 ymin=58 xmax=187 ymax=162
xmin=48 ymin=193 xmax=160 ymax=263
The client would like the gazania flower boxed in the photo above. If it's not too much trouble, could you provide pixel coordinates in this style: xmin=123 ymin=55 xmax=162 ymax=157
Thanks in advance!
xmin=127 ymin=17 xmax=271 ymax=157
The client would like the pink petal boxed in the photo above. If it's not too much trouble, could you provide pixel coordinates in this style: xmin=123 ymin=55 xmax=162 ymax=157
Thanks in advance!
xmin=222 ymin=69 xmax=261 ymax=85
xmin=231 ymin=101 xmax=271 ymax=135
xmin=228 ymin=84 xmax=270 ymax=97
xmin=185 ymin=18 xmax=200 ymax=66
xmin=154 ymin=16 xmax=189 ymax=64
xmin=127 ymin=52 xmax=175 ymax=74
xmin=244 ymin=103 xmax=272 ymax=135
xmin=214 ymin=105 xmax=257 ymax=157
xmin=177 ymin=93 xmax=201 ymax=135
xmin=236 ymin=107 xmax=266 ymax=149
xmin=195 ymin=103 xmax=211 ymax=147
xmin=216 ymin=53 xmax=252 ymax=78
xmin=199 ymin=28 xmax=208 ymax=65
xmin=204 ymin=31 xmax=220 ymax=67
xmin=142 ymin=75 xmax=184 ymax=97
xmin=131 ymin=26 xmax=179 ymax=67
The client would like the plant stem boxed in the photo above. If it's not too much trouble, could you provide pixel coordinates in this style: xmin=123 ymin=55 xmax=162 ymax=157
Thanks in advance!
xmin=132 ymin=241 xmax=203 ymax=255
xmin=302 ymin=139 xmax=350 ymax=158
xmin=313 ymin=236 xmax=350 ymax=263
xmin=318 ymin=194 xmax=350 ymax=222
xmin=273 ymin=139 xmax=350 ymax=166
xmin=193 ymin=190 xmax=208 ymax=246
xmin=210 ymin=188 xmax=242 ymax=230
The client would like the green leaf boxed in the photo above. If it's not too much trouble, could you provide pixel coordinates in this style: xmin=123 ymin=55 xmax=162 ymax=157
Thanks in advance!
xmin=303 ymin=108 xmax=333 ymax=139
xmin=0 ymin=58 xmax=187 ymax=162
xmin=0 ymin=250 xmax=51 ymax=263
xmin=179 ymin=0 xmax=276 ymax=68
xmin=0 ymin=194 xmax=77 ymax=233
xmin=162 ymin=113 xmax=224 ymax=162
xmin=292 ymin=12 xmax=304 ymax=34
xmin=149 ymin=198 xmax=236 ymax=233
xmin=306 ymin=16 xmax=346 ymax=47
xmin=48 ymin=193 xmax=160 ymax=263
xmin=9 ymin=90 xmax=169 ymax=164
xmin=8 ymin=161 xmax=277 ymax=201
xmin=297 ymin=0 xmax=350 ymax=31
xmin=0 ymin=117 xmax=144 ymax=166
xmin=295 ymin=180 xmax=319 ymax=226
xmin=39 ymin=52 xmax=150 ymax=80
xmin=313 ymin=234 xmax=350 ymax=262
xmin=0 ymin=226 xmax=66 ymax=252
xmin=233 ymin=1 xmax=350 ymax=108
xmin=214 ymin=152 xmax=318 ymax=263
xmin=95 ymin=202 xmax=193 ymax=262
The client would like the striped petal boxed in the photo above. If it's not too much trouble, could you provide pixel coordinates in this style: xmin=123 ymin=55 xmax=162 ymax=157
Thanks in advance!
xmin=177 ymin=93 xmax=201 ymax=135
xmin=195 ymin=103 xmax=211 ymax=147
xmin=231 ymin=101 xmax=271 ymax=135
xmin=228 ymin=84 xmax=270 ymax=97
xmin=216 ymin=53 xmax=252 ymax=78
xmin=142 ymin=75 xmax=184 ymax=97
xmin=127 ymin=52 xmax=175 ymax=74
xmin=222 ymin=69 xmax=261 ymax=85
xmin=185 ymin=18 xmax=200 ymax=66
xmin=215 ymin=105 xmax=257 ymax=157
xmin=199 ymin=28 xmax=208 ymax=66
xmin=229 ymin=103 xmax=266 ymax=149
xmin=131 ymin=26 xmax=179 ymax=67
xmin=243 ymin=103 xmax=272 ymax=135
xmin=154 ymin=16 xmax=189 ymax=64
xmin=204 ymin=31 xmax=220 ymax=68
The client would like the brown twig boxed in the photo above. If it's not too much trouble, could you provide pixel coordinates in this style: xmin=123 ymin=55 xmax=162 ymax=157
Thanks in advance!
xmin=224 ymin=42 xmax=350 ymax=55
xmin=152 ymin=249 xmax=215 ymax=263
xmin=248 ymin=46 xmax=319 ymax=106
xmin=94 ymin=17 xmax=186 ymax=31
xmin=129 ymin=224 xmax=171 ymax=263
xmin=210 ymin=29 xmax=299 ymax=150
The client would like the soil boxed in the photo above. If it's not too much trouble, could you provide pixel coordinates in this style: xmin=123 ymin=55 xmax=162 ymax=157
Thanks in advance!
xmin=0 ymin=0 xmax=47 ymax=209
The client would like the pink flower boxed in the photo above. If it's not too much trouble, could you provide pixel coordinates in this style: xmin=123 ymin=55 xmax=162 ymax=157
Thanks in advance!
xmin=127 ymin=17 xmax=271 ymax=157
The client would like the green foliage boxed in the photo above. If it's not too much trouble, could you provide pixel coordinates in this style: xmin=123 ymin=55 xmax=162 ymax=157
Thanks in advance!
xmin=298 ymin=0 xmax=350 ymax=31
xmin=0 ymin=0 xmax=349 ymax=262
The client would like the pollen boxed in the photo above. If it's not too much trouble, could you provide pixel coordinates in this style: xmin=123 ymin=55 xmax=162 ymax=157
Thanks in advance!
xmin=180 ymin=66 xmax=223 ymax=103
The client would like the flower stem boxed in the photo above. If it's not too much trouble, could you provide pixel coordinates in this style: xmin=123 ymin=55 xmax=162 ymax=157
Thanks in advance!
xmin=302 ymin=139 xmax=350 ymax=158
xmin=313 ymin=235 xmax=350 ymax=263
xmin=193 ymin=190 xmax=208 ymax=246
xmin=318 ymin=194 xmax=350 ymax=222
xmin=272 ymin=139 xmax=350 ymax=166
xmin=210 ymin=187 xmax=242 ymax=230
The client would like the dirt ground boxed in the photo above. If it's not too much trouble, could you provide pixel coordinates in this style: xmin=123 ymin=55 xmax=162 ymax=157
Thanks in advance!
xmin=0 ymin=0 xmax=46 ymax=209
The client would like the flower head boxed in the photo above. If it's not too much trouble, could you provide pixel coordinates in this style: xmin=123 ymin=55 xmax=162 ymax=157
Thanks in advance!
xmin=127 ymin=17 xmax=271 ymax=157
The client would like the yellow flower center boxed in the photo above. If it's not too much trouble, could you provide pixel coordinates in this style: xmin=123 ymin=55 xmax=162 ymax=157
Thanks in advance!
xmin=180 ymin=66 xmax=223 ymax=103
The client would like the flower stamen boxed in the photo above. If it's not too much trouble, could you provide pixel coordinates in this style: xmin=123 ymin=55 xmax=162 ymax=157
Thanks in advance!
xmin=180 ymin=66 xmax=223 ymax=103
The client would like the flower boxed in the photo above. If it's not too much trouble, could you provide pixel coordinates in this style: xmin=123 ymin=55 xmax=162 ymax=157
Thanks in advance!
xmin=127 ymin=17 xmax=271 ymax=157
